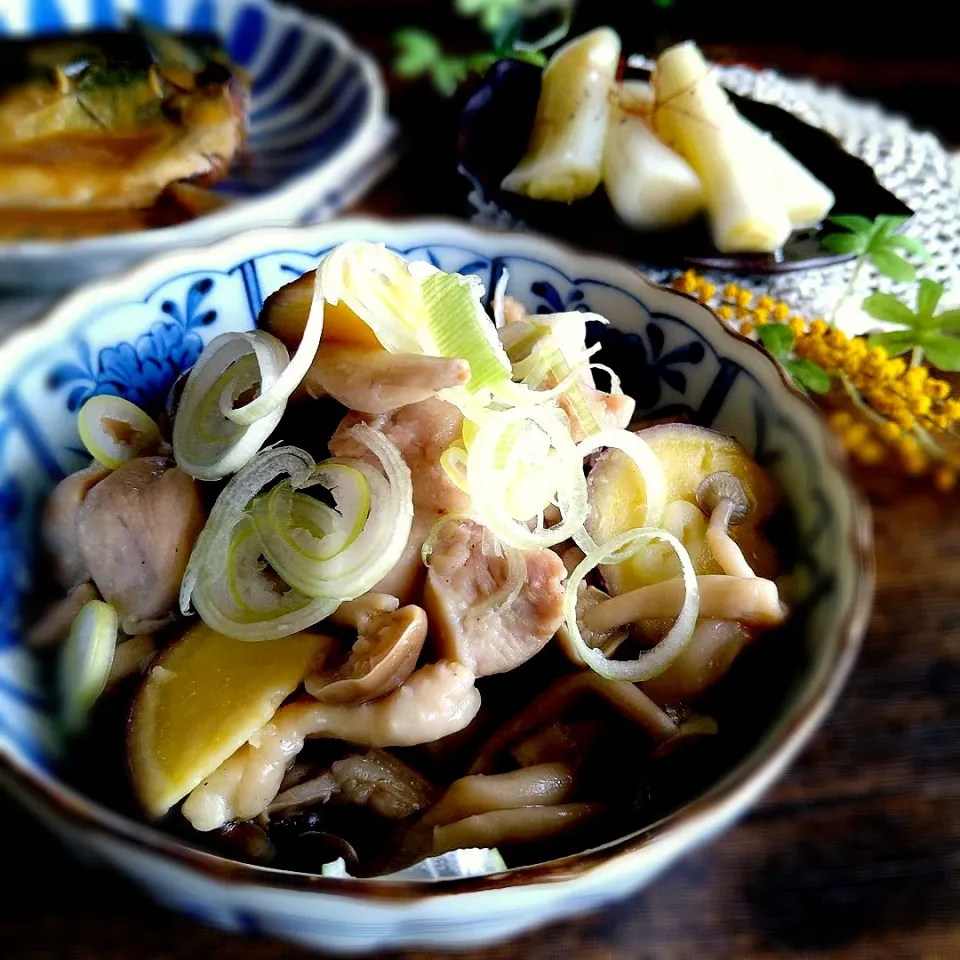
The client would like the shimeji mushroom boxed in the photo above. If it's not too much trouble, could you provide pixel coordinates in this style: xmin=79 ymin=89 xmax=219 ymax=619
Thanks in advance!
xmin=420 ymin=763 xmax=578 ymax=828
xmin=305 ymin=604 xmax=428 ymax=704
xmin=583 ymin=575 xmax=785 ymax=634
xmin=268 ymin=749 xmax=435 ymax=820
xmin=429 ymin=803 xmax=604 ymax=858
xmin=302 ymin=344 xmax=471 ymax=413
xmin=330 ymin=592 xmax=400 ymax=629
xmin=555 ymin=583 xmax=628 ymax=666
xmin=468 ymin=671 xmax=689 ymax=775
xmin=695 ymin=471 xmax=758 ymax=580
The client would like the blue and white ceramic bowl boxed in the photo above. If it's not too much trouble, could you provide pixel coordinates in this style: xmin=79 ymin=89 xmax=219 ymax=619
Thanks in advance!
xmin=0 ymin=0 xmax=390 ymax=289
xmin=0 ymin=219 xmax=872 ymax=953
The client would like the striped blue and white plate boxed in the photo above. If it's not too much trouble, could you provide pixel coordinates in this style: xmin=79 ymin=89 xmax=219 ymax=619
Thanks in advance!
xmin=0 ymin=0 xmax=392 ymax=288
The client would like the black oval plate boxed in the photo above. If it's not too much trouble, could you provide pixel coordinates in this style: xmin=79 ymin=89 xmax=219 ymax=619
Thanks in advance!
xmin=457 ymin=59 xmax=913 ymax=275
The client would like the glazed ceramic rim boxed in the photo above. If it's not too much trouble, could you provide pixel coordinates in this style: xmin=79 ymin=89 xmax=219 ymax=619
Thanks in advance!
xmin=0 ymin=217 xmax=874 ymax=901
xmin=0 ymin=0 xmax=388 ymax=260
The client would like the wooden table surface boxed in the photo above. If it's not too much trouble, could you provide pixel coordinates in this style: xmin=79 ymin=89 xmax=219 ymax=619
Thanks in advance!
xmin=3 ymin=10 xmax=960 ymax=959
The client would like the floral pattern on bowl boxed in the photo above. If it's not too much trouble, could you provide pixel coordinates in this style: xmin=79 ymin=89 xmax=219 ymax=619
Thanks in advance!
xmin=0 ymin=219 xmax=872 ymax=953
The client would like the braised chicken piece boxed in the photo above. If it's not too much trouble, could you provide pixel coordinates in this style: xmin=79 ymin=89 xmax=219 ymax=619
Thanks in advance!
xmin=42 ymin=461 xmax=110 ymax=589
xmin=75 ymin=456 xmax=206 ymax=634
xmin=423 ymin=517 xmax=566 ymax=676
xmin=330 ymin=398 xmax=471 ymax=514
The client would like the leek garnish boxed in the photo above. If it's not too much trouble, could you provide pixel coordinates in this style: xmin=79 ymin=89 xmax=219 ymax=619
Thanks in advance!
xmin=466 ymin=405 xmax=589 ymax=549
xmin=181 ymin=428 xmax=413 ymax=640
xmin=564 ymin=528 xmax=700 ymax=681
xmin=173 ymin=275 xmax=325 ymax=481
xmin=421 ymin=271 xmax=512 ymax=394
xmin=318 ymin=241 xmax=434 ymax=353
xmin=179 ymin=446 xmax=316 ymax=617
xmin=59 ymin=600 xmax=119 ymax=734
xmin=250 ymin=429 xmax=413 ymax=601
xmin=192 ymin=515 xmax=339 ymax=642
xmin=77 ymin=395 xmax=161 ymax=469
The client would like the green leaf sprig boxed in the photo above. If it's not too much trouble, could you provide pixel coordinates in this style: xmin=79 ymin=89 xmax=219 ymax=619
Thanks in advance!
xmin=756 ymin=324 xmax=832 ymax=395
xmin=455 ymin=0 xmax=523 ymax=32
xmin=824 ymin=214 xmax=931 ymax=284
xmin=393 ymin=0 xmax=568 ymax=97
xmin=863 ymin=279 xmax=960 ymax=371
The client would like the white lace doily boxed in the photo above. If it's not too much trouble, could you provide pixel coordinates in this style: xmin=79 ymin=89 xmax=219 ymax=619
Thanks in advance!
xmin=467 ymin=63 xmax=960 ymax=320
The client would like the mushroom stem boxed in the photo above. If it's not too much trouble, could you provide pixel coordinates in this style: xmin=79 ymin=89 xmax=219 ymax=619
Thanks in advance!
xmin=468 ymin=671 xmax=679 ymax=775
xmin=706 ymin=499 xmax=757 ymax=579
xmin=584 ymin=575 xmax=786 ymax=634
xmin=421 ymin=763 xmax=578 ymax=828
xmin=431 ymin=803 xmax=604 ymax=857
xmin=302 ymin=345 xmax=471 ymax=413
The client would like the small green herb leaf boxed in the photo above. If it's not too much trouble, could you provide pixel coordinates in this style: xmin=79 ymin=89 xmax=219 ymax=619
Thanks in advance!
xmin=828 ymin=214 xmax=874 ymax=235
xmin=873 ymin=214 xmax=911 ymax=235
xmin=935 ymin=308 xmax=960 ymax=332
xmin=920 ymin=334 xmax=960 ymax=372
xmin=916 ymin=278 xmax=946 ymax=320
xmin=867 ymin=330 xmax=918 ymax=356
xmin=786 ymin=359 xmax=831 ymax=394
xmin=861 ymin=292 xmax=917 ymax=327
xmin=756 ymin=323 xmax=795 ymax=359
xmin=885 ymin=234 xmax=932 ymax=260
xmin=455 ymin=0 xmax=522 ymax=33
xmin=509 ymin=48 xmax=548 ymax=66
xmin=869 ymin=250 xmax=917 ymax=284
xmin=822 ymin=232 xmax=867 ymax=256
xmin=393 ymin=29 xmax=443 ymax=78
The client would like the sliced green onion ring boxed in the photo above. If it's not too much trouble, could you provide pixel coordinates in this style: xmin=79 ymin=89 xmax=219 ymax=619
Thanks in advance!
xmin=250 ymin=424 xmax=414 ymax=601
xmin=173 ymin=332 xmax=288 ymax=480
xmin=467 ymin=405 xmax=589 ymax=550
xmin=226 ymin=272 xmax=326 ymax=427
xmin=318 ymin=241 xmax=427 ymax=353
xmin=589 ymin=362 xmax=623 ymax=395
xmin=563 ymin=527 xmax=700 ymax=682
xmin=77 ymin=395 xmax=161 ymax=469
xmin=439 ymin=444 xmax=471 ymax=496
xmin=180 ymin=446 xmax=315 ymax=615
xmin=173 ymin=274 xmax=325 ymax=480
xmin=575 ymin=429 xmax=667 ymax=555
xmin=421 ymin=270 xmax=512 ymax=395
xmin=420 ymin=511 xmax=474 ymax=565
xmin=192 ymin=515 xmax=339 ymax=641
xmin=59 ymin=599 xmax=118 ymax=734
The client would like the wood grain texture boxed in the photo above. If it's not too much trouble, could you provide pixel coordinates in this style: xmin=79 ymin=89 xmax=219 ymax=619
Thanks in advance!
xmin=3 ymin=9 xmax=960 ymax=957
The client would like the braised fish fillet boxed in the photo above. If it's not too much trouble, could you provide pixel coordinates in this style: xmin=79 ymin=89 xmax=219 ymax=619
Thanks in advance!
xmin=0 ymin=22 xmax=249 ymax=211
